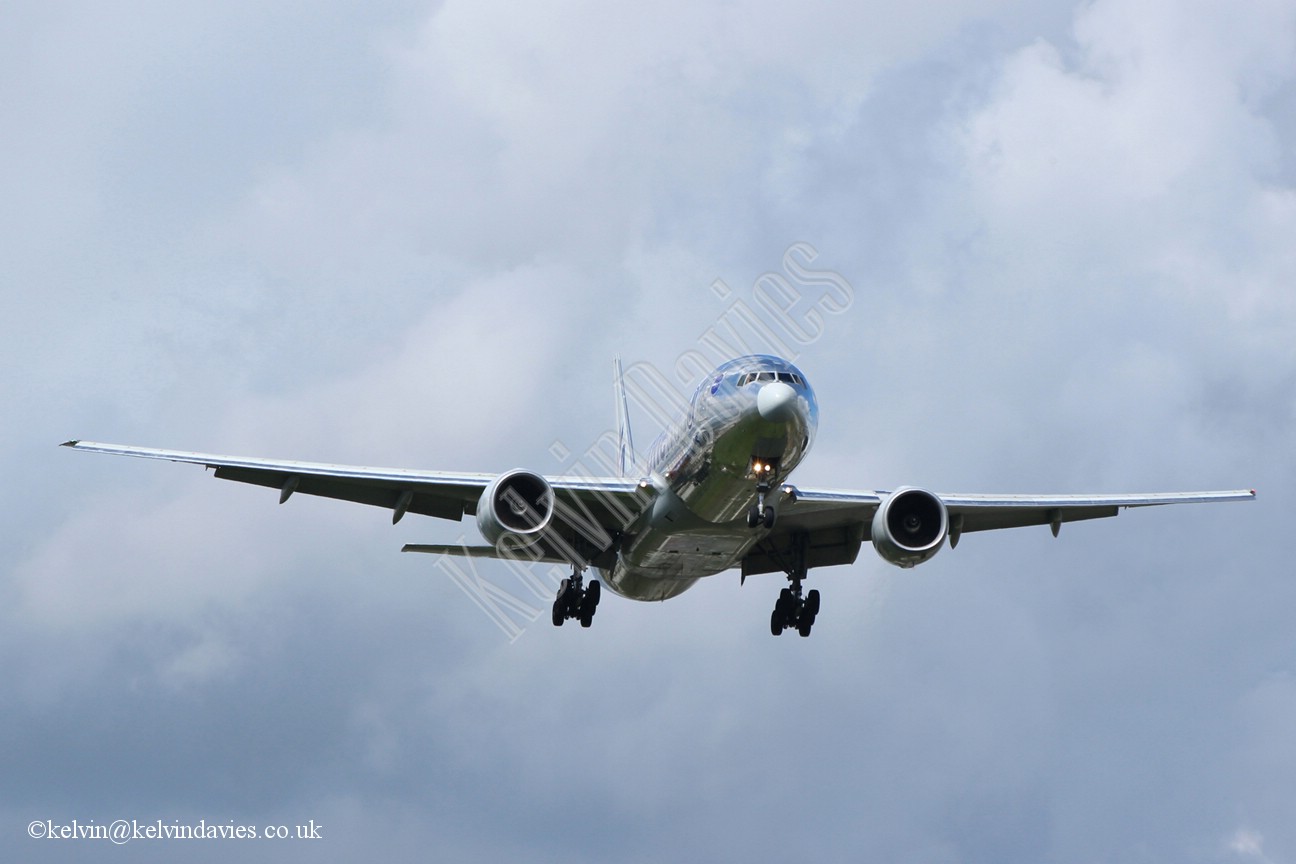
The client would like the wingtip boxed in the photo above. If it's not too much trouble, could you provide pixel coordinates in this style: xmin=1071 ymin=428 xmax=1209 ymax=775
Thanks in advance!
xmin=61 ymin=439 xmax=80 ymax=448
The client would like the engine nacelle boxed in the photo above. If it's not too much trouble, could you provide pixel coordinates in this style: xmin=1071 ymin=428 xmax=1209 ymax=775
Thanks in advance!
xmin=871 ymin=486 xmax=948 ymax=568
xmin=476 ymin=469 xmax=555 ymax=547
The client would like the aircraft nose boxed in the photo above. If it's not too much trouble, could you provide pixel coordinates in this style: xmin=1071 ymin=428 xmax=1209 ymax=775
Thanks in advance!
xmin=756 ymin=381 xmax=799 ymax=423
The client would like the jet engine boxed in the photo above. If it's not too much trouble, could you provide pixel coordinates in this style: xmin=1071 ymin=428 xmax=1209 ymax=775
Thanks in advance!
xmin=871 ymin=486 xmax=948 ymax=568
xmin=476 ymin=469 xmax=555 ymax=546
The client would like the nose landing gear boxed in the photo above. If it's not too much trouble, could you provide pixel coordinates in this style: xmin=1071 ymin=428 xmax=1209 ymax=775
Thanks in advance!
xmin=746 ymin=458 xmax=780 ymax=530
xmin=552 ymin=566 xmax=601 ymax=628
xmin=746 ymin=480 xmax=777 ymax=529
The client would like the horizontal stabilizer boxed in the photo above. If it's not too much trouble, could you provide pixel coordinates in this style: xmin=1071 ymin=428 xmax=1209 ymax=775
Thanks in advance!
xmin=401 ymin=543 xmax=572 ymax=565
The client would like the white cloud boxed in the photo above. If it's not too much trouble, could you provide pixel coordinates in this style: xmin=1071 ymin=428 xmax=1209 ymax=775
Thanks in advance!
xmin=1230 ymin=827 xmax=1273 ymax=862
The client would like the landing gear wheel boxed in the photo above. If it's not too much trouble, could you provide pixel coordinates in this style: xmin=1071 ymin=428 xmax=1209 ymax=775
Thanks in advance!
xmin=806 ymin=589 xmax=820 ymax=617
xmin=770 ymin=609 xmax=784 ymax=636
xmin=578 ymin=579 xmax=600 ymax=627
xmin=553 ymin=570 xmax=600 ymax=629
xmin=747 ymin=506 xmax=761 ymax=528
xmin=798 ymin=617 xmax=813 ymax=637
xmin=777 ymin=588 xmax=794 ymax=617
xmin=762 ymin=507 xmax=776 ymax=529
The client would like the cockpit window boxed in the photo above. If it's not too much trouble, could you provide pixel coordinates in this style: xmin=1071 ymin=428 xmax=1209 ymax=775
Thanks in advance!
xmin=736 ymin=370 xmax=803 ymax=387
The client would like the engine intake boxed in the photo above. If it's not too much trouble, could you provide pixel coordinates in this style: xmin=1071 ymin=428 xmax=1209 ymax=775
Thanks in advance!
xmin=871 ymin=486 xmax=948 ymax=568
xmin=476 ymin=469 xmax=555 ymax=546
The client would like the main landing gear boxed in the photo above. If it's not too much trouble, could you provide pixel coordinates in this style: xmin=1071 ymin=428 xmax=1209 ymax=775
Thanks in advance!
xmin=770 ymin=581 xmax=819 ymax=637
xmin=767 ymin=531 xmax=819 ymax=637
xmin=552 ymin=567 xmax=601 ymax=628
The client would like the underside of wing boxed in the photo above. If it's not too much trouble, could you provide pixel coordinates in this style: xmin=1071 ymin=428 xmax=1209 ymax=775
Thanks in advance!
xmin=61 ymin=441 xmax=646 ymax=548
xmin=939 ymin=490 xmax=1258 ymax=535
xmin=741 ymin=484 xmax=1255 ymax=577
xmin=741 ymin=487 xmax=880 ymax=578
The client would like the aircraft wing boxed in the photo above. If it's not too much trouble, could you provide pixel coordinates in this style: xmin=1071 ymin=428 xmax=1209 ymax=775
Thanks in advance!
xmin=60 ymin=441 xmax=644 ymax=553
xmin=741 ymin=484 xmax=1256 ymax=577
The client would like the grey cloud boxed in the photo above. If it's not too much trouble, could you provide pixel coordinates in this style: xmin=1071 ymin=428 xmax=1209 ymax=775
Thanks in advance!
xmin=3 ymin=0 xmax=1294 ymax=861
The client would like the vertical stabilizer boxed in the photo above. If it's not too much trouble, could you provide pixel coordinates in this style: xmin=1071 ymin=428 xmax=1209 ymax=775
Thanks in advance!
xmin=613 ymin=355 xmax=636 ymax=477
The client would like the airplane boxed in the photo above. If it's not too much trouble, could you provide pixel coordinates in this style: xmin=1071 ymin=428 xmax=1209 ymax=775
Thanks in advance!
xmin=63 ymin=354 xmax=1255 ymax=637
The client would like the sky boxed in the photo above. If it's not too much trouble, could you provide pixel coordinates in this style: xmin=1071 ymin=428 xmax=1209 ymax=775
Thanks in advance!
xmin=3 ymin=0 xmax=1294 ymax=860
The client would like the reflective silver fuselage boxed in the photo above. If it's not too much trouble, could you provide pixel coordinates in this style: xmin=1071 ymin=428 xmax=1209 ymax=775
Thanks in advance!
xmin=599 ymin=355 xmax=818 ymax=601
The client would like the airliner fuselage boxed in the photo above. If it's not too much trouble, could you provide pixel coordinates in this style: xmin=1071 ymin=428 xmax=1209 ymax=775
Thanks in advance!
xmin=599 ymin=355 xmax=817 ymax=601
